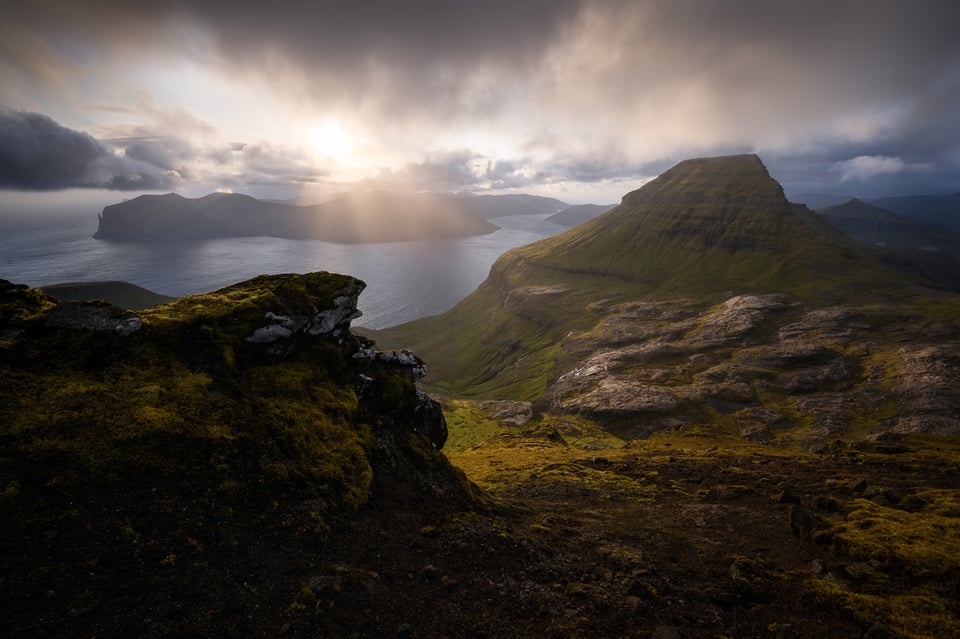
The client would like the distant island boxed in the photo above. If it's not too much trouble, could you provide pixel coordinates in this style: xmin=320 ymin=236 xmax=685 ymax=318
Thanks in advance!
xmin=93 ymin=191 xmax=572 ymax=243
xmin=545 ymin=203 xmax=614 ymax=227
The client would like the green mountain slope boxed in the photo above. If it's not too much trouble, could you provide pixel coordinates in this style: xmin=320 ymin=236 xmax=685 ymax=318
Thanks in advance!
xmin=373 ymin=155 xmax=929 ymax=400
xmin=503 ymin=155 xmax=911 ymax=299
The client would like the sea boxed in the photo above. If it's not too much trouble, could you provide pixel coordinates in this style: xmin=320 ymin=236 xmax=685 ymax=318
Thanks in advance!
xmin=0 ymin=211 xmax=568 ymax=329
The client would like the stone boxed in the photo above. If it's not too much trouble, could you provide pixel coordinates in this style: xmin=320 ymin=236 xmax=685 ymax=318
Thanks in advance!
xmin=848 ymin=478 xmax=868 ymax=493
xmin=43 ymin=301 xmax=142 ymax=335
xmin=788 ymin=505 xmax=815 ymax=540
xmin=776 ymin=489 xmax=802 ymax=505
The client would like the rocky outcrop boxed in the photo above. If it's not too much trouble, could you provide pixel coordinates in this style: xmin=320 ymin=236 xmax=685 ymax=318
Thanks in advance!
xmin=43 ymin=300 xmax=143 ymax=335
xmin=245 ymin=278 xmax=364 ymax=348
xmin=686 ymin=294 xmax=788 ymax=347
xmin=0 ymin=271 xmax=457 ymax=506
xmin=0 ymin=272 xmax=474 ymax=639
xmin=542 ymin=292 xmax=960 ymax=446
xmin=892 ymin=343 xmax=960 ymax=434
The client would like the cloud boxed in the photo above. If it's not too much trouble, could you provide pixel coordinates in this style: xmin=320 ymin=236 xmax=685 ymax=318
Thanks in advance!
xmin=832 ymin=155 xmax=932 ymax=183
xmin=122 ymin=137 xmax=194 ymax=172
xmin=0 ymin=106 xmax=179 ymax=190
xmin=363 ymin=150 xmax=483 ymax=191
xmin=3 ymin=1 xmax=960 ymax=197
xmin=235 ymin=142 xmax=328 ymax=185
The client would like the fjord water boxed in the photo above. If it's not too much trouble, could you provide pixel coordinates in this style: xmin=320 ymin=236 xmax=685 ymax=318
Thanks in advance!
xmin=0 ymin=211 xmax=566 ymax=328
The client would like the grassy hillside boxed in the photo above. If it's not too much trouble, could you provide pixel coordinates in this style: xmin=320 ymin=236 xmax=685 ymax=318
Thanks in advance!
xmin=373 ymin=155 xmax=925 ymax=399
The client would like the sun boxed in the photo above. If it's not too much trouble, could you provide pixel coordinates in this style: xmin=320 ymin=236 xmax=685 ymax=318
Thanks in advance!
xmin=308 ymin=119 xmax=352 ymax=163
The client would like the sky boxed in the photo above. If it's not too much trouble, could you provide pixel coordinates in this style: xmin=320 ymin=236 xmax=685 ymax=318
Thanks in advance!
xmin=2 ymin=0 xmax=960 ymax=207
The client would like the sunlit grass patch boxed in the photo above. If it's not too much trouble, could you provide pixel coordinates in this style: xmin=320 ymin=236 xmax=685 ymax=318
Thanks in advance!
xmin=811 ymin=487 xmax=960 ymax=638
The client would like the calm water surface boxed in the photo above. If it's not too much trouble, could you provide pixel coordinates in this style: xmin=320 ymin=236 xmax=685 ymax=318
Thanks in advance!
xmin=0 ymin=213 xmax=566 ymax=328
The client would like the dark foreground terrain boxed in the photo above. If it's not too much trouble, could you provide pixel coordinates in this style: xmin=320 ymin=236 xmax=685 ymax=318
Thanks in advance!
xmin=7 ymin=408 xmax=958 ymax=638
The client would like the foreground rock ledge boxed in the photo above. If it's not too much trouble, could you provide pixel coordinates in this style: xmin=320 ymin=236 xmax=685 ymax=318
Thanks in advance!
xmin=0 ymin=272 xmax=470 ymax=638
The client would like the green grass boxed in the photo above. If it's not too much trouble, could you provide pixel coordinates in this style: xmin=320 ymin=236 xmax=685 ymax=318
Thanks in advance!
xmin=811 ymin=486 xmax=960 ymax=639
xmin=372 ymin=155 xmax=929 ymax=401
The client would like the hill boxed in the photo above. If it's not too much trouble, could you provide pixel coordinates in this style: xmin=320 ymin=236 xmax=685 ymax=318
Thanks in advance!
xmin=817 ymin=198 xmax=960 ymax=250
xmin=817 ymin=198 xmax=960 ymax=291
xmin=451 ymin=192 xmax=568 ymax=218
xmin=5 ymin=231 xmax=960 ymax=636
xmin=93 ymin=191 xmax=500 ymax=243
xmin=545 ymin=203 xmax=614 ymax=227
xmin=870 ymin=193 xmax=960 ymax=230
xmin=40 ymin=280 xmax=174 ymax=309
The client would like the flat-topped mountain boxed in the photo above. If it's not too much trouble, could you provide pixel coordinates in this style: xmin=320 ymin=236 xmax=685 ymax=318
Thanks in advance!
xmin=504 ymin=154 xmax=909 ymax=299
xmin=93 ymin=190 xmax=508 ymax=243
xmin=372 ymin=154 xmax=960 ymax=445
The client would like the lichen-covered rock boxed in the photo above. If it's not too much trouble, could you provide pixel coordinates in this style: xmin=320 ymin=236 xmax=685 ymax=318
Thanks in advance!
xmin=892 ymin=343 xmax=960 ymax=434
xmin=534 ymin=290 xmax=960 ymax=445
xmin=0 ymin=270 xmax=463 ymax=581
xmin=687 ymin=294 xmax=788 ymax=346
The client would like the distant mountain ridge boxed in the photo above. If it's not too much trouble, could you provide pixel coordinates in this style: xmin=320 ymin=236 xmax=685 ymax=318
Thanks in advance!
xmin=817 ymin=197 xmax=960 ymax=291
xmin=793 ymin=192 xmax=960 ymax=231
xmin=94 ymin=190 xmax=561 ymax=243
xmin=545 ymin=203 xmax=614 ymax=227
xmin=817 ymin=197 xmax=960 ymax=251
xmin=869 ymin=192 xmax=960 ymax=230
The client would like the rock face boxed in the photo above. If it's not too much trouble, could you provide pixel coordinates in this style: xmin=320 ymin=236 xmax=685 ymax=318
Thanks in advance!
xmin=538 ymin=293 xmax=960 ymax=446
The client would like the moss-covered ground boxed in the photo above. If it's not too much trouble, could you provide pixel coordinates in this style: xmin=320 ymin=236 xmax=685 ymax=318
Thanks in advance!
xmin=437 ymin=401 xmax=960 ymax=638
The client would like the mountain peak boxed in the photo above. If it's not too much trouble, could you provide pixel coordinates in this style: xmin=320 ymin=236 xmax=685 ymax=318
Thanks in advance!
xmin=505 ymin=153 xmax=882 ymax=302
xmin=622 ymin=153 xmax=775 ymax=206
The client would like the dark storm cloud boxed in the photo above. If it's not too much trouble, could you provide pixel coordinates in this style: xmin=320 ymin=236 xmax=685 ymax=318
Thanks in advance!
xmin=368 ymin=150 xmax=482 ymax=191
xmin=0 ymin=107 xmax=178 ymax=190
xmin=122 ymin=137 xmax=194 ymax=172
xmin=2 ymin=0 xmax=584 ymax=120
xmin=4 ymin=1 xmax=960 ymax=195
